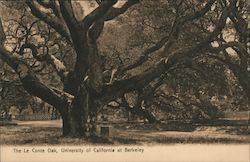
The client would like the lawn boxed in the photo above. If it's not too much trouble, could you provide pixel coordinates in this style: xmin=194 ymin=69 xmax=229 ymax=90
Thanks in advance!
xmin=0 ymin=120 xmax=249 ymax=145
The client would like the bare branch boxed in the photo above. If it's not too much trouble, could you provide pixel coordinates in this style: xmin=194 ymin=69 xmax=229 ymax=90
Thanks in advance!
xmin=59 ymin=0 xmax=78 ymax=32
xmin=0 ymin=46 xmax=68 ymax=110
xmin=81 ymin=0 xmax=117 ymax=30
xmin=19 ymin=43 xmax=68 ymax=80
xmin=104 ymin=0 xmax=140 ymax=21
xmin=26 ymin=0 xmax=71 ymax=42
xmin=37 ymin=0 xmax=62 ymax=19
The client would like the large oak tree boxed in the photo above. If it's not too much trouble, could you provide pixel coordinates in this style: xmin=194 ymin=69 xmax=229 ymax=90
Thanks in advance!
xmin=0 ymin=0 xmax=249 ymax=137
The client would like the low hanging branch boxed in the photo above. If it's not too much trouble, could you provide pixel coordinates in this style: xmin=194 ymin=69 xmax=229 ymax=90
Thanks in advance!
xmin=206 ymin=43 xmax=250 ymax=102
xmin=104 ymin=6 xmax=230 ymax=96
xmin=0 ymin=18 xmax=70 ymax=113
xmin=119 ymin=0 xmax=217 ymax=73
xmin=0 ymin=46 xmax=69 ymax=112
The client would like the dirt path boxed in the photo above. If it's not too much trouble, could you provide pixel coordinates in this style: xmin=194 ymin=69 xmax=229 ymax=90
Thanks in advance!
xmin=16 ymin=120 xmax=62 ymax=128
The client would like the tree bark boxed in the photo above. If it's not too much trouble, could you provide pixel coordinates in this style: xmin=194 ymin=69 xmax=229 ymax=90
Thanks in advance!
xmin=60 ymin=86 xmax=100 ymax=137
xmin=61 ymin=86 xmax=89 ymax=137
xmin=61 ymin=110 xmax=85 ymax=137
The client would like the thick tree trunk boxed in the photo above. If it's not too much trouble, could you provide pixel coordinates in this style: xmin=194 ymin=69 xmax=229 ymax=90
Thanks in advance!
xmin=88 ymin=99 xmax=98 ymax=136
xmin=62 ymin=112 xmax=85 ymax=137
xmin=228 ymin=65 xmax=250 ymax=103
xmin=62 ymin=115 xmax=71 ymax=136
xmin=61 ymin=106 xmax=86 ymax=137
xmin=237 ymin=74 xmax=250 ymax=103
xmin=58 ymin=88 xmax=86 ymax=137
xmin=60 ymin=89 xmax=99 ymax=137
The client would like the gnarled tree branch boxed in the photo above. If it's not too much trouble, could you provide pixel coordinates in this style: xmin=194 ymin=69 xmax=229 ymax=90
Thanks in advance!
xmin=119 ymin=0 xmax=217 ymax=73
xmin=26 ymin=0 xmax=71 ymax=42
xmin=0 ymin=46 xmax=69 ymax=112
xmin=105 ymin=6 xmax=230 ymax=96
xmin=19 ymin=43 xmax=68 ymax=81
xmin=81 ymin=0 xmax=117 ymax=30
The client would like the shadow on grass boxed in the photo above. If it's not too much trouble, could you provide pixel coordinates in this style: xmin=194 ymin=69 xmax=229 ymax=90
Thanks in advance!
xmin=0 ymin=121 xmax=17 ymax=126
xmin=1 ymin=122 xmax=249 ymax=145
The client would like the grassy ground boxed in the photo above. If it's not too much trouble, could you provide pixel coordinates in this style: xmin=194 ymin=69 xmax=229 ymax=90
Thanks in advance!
xmin=0 ymin=120 xmax=249 ymax=145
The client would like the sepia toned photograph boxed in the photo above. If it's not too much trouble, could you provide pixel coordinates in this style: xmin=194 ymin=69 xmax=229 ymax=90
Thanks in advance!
xmin=0 ymin=0 xmax=249 ymax=161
